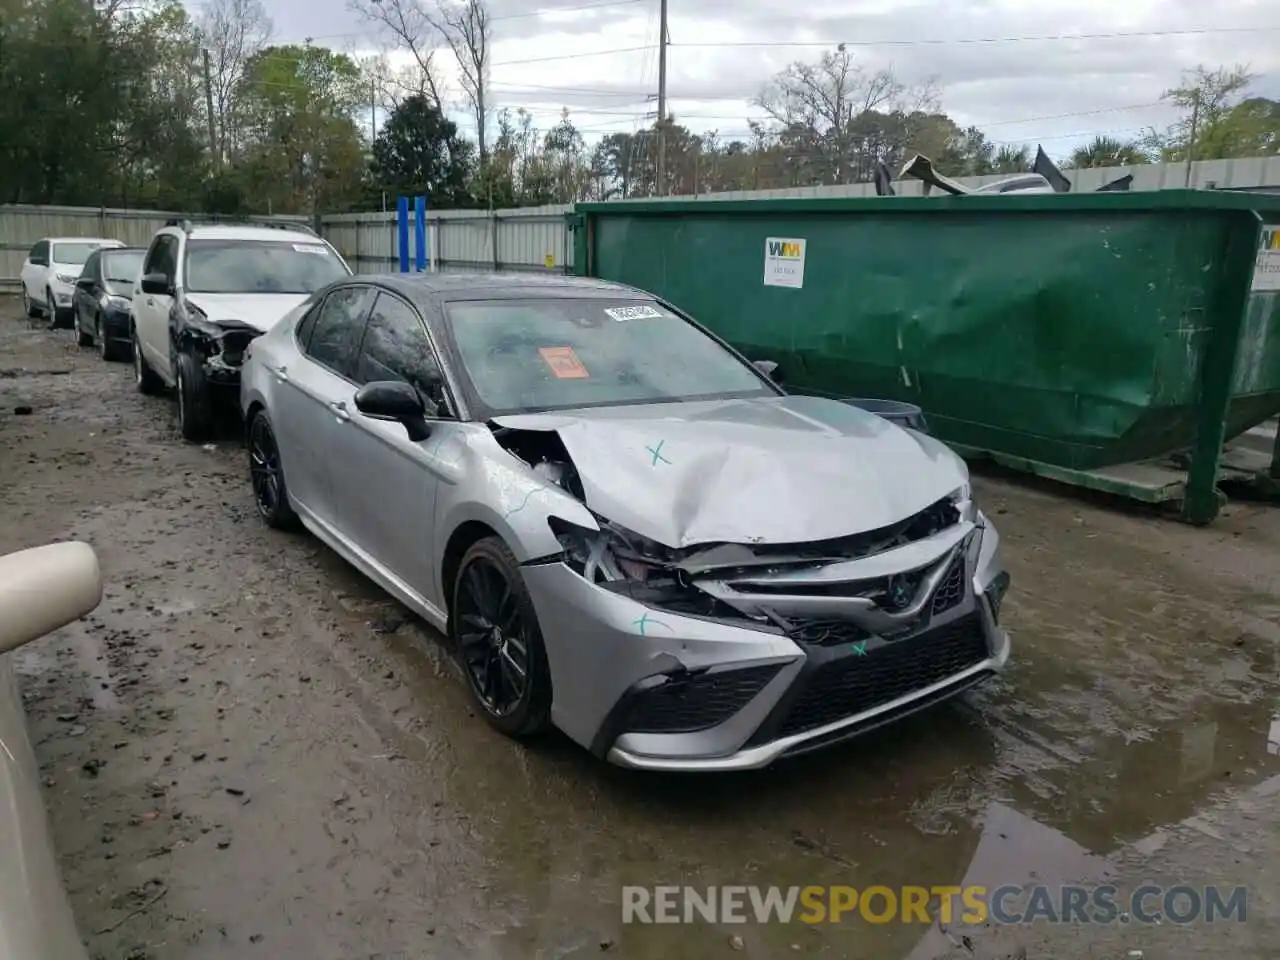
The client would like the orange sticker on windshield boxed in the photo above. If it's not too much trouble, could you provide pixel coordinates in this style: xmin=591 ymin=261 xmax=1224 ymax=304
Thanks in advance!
xmin=538 ymin=346 xmax=589 ymax=379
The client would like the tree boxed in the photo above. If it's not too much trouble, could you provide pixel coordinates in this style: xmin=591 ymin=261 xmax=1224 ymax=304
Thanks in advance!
xmin=1146 ymin=64 xmax=1254 ymax=162
xmin=235 ymin=44 xmax=368 ymax=213
xmin=369 ymin=93 xmax=474 ymax=206
xmin=348 ymin=0 xmax=446 ymax=107
xmin=439 ymin=0 xmax=490 ymax=163
xmin=1205 ymin=97 xmax=1280 ymax=157
xmin=196 ymin=0 xmax=273 ymax=164
xmin=992 ymin=145 xmax=1031 ymax=174
xmin=1068 ymin=136 xmax=1148 ymax=169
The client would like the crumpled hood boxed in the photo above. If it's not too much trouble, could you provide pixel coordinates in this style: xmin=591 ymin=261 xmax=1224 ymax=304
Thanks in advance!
xmin=185 ymin=292 xmax=310 ymax=332
xmin=493 ymin=395 xmax=969 ymax=548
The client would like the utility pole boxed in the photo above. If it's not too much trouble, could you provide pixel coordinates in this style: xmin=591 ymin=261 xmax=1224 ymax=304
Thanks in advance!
xmin=656 ymin=0 xmax=668 ymax=197
xmin=370 ymin=80 xmax=378 ymax=142
xmin=202 ymin=49 xmax=219 ymax=172
xmin=1184 ymin=92 xmax=1200 ymax=188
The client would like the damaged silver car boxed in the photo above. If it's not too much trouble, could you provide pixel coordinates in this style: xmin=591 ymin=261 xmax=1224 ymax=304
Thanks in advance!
xmin=240 ymin=274 xmax=1011 ymax=771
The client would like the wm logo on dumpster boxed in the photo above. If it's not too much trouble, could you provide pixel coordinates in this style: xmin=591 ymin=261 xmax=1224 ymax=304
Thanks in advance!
xmin=768 ymin=240 xmax=804 ymax=259
xmin=1264 ymin=227 xmax=1280 ymax=251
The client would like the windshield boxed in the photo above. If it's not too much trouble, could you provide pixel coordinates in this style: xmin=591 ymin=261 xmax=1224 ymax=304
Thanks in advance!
xmin=52 ymin=241 xmax=112 ymax=265
xmin=444 ymin=298 xmax=776 ymax=416
xmin=184 ymin=240 xmax=349 ymax=294
xmin=103 ymin=250 xmax=145 ymax=284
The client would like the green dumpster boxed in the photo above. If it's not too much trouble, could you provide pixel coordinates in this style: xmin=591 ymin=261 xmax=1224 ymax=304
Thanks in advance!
xmin=571 ymin=191 xmax=1280 ymax=524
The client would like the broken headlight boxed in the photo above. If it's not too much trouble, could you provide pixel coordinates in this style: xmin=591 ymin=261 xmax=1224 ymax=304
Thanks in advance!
xmin=548 ymin=517 xmax=672 ymax=584
xmin=952 ymin=483 xmax=977 ymax=523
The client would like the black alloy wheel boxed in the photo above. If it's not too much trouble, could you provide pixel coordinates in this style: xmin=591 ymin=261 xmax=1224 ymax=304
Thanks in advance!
xmin=452 ymin=537 xmax=552 ymax=738
xmin=248 ymin=412 xmax=298 ymax=529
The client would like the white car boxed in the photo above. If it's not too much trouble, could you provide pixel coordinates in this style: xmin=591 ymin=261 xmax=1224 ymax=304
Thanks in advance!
xmin=1 ymin=541 xmax=104 ymax=960
xmin=131 ymin=219 xmax=352 ymax=441
xmin=20 ymin=237 xmax=125 ymax=327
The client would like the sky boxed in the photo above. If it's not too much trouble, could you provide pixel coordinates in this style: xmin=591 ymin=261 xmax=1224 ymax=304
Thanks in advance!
xmin=246 ymin=0 xmax=1280 ymax=158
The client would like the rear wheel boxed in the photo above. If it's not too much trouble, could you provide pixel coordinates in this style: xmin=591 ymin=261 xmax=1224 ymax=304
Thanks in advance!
xmin=132 ymin=324 xmax=163 ymax=395
xmin=451 ymin=537 xmax=553 ymax=739
xmin=247 ymin=411 xmax=299 ymax=530
xmin=176 ymin=349 xmax=214 ymax=442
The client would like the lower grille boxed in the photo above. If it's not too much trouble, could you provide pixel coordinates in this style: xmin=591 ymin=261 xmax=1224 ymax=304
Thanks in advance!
xmin=931 ymin=555 xmax=966 ymax=616
xmin=619 ymin=663 xmax=782 ymax=734
xmin=777 ymin=615 xmax=989 ymax=737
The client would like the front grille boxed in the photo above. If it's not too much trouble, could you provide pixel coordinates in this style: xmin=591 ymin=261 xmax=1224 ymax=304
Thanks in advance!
xmin=788 ymin=620 xmax=870 ymax=647
xmin=619 ymin=663 xmax=782 ymax=734
xmin=930 ymin=555 xmax=966 ymax=616
xmin=777 ymin=615 xmax=989 ymax=737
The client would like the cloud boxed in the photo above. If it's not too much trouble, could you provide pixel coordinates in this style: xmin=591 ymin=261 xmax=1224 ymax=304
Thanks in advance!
xmin=252 ymin=0 xmax=1280 ymax=154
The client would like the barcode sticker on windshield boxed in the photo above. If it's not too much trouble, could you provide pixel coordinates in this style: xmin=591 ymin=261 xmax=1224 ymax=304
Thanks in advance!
xmin=604 ymin=305 xmax=662 ymax=322
xmin=293 ymin=244 xmax=328 ymax=255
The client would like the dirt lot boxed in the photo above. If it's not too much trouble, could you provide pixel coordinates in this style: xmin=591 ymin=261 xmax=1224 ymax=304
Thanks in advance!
xmin=2 ymin=298 xmax=1280 ymax=960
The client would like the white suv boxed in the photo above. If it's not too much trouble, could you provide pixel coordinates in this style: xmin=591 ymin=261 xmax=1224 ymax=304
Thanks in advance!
xmin=20 ymin=237 xmax=125 ymax=326
xmin=131 ymin=220 xmax=352 ymax=441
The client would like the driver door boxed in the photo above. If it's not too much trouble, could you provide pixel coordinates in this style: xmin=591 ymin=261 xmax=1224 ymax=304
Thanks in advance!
xmin=328 ymin=291 xmax=456 ymax=610
xmin=134 ymin=235 xmax=179 ymax=383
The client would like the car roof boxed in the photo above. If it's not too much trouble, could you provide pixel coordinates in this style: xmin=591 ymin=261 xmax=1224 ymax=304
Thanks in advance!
xmin=46 ymin=237 xmax=123 ymax=245
xmin=100 ymin=245 xmax=146 ymax=253
xmin=361 ymin=272 xmax=648 ymax=303
xmin=179 ymin=225 xmax=323 ymax=244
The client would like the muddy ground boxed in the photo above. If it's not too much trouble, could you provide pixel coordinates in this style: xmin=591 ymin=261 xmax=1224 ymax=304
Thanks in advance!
xmin=2 ymin=298 xmax=1280 ymax=960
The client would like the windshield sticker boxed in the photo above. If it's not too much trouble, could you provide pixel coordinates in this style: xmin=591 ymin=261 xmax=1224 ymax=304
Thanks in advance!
xmin=292 ymin=243 xmax=329 ymax=255
xmin=538 ymin=346 xmax=590 ymax=379
xmin=604 ymin=305 xmax=662 ymax=322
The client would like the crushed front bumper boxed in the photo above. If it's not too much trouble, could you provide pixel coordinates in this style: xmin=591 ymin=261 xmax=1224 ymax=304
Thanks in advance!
xmin=522 ymin=514 xmax=1011 ymax=772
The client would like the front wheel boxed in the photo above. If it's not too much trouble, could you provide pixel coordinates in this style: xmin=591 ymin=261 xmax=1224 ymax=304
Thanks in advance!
xmin=74 ymin=310 xmax=93 ymax=347
xmin=175 ymin=349 xmax=214 ymax=442
xmin=452 ymin=537 xmax=553 ymax=739
xmin=247 ymin=411 xmax=299 ymax=530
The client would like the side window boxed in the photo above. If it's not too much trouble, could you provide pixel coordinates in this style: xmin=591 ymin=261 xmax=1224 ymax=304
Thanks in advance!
xmin=354 ymin=294 xmax=443 ymax=402
xmin=294 ymin=301 xmax=320 ymax=349
xmin=29 ymin=240 xmax=48 ymax=264
xmin=81 ymin=252 xmax=101 ymax=282
xmin=143 ymin=235 xmax=177 ymax=280
xmin=306 ymin=287 xmax=372 ymax=378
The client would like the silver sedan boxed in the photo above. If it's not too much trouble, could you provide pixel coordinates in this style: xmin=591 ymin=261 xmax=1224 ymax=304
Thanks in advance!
xmin=239 ymin=274 xmax=1011 ymax=771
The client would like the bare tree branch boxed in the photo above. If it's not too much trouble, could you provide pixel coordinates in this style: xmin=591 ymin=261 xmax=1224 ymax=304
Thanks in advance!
xmin=347 ymin=0 xmax=447 ymax=108
xmin=196 ymin=0 xmax=273 ymax=162
xmin=439 ymin=0 xmax=489 ymax=162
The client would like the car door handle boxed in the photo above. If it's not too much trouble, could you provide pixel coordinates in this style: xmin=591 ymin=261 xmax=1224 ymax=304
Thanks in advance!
xmin=329 ymin=401 xmax=350 ymax=422
xmin=145 ymin=298 xmax=155 ymax=306
xmin=270 ymin=364 xmax=289 ymax=382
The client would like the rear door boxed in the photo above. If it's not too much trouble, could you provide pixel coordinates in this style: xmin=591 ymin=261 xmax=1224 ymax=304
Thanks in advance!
xmin=20 ymin=241 xmax=48 ymax=301
xmin=270 ymin=285 xmax=373 ymax=530
xmin=74 ymin=251 xmax=102 ymax=331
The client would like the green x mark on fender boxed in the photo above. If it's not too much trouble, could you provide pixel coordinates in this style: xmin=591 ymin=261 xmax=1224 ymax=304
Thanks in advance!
xmin=851 ymin=641 xmax=868 ymax=657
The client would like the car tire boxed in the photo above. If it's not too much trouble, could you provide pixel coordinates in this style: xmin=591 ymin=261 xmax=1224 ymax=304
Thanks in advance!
xmin=175 ymin=349 xmax=214 ymax=442
xmin=247 ymin=411 xmax=300 ymax=530
xmin=132 ymin=324 xmax=163 ymax=395
xmin=74 ymin=311 xmax=93 ymax=347
xmin=451 ymin=536 xmax=554 ymax=739
xmin=22 ymin=289 xmax=38 ymax=318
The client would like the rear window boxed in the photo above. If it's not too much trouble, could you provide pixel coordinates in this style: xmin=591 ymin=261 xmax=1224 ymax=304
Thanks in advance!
xmin=184 ymin=240 xmax=350 ymax=294
xmin=52 ymin=241 xmax=114 ymax=265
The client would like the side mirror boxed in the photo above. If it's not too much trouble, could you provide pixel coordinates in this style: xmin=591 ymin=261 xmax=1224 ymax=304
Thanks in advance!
xmin=76 ymin=277 xmax=95 ymax=289
xmin=753 ymin=359 xmax=783 ymax=384
xmin=140 ymin=272 xmax=171 ymax=296
xmin=0 ymin=542 xmax=103 ymax=656
xmin=355 ymin=380 xmax=432 ymax=441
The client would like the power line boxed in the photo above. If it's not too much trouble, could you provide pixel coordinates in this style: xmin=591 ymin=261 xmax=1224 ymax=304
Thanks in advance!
xmin=672 ymin=25 xmax=1280 ymax=49
xmin=491 ymin=44 xmax=652 ymax=67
